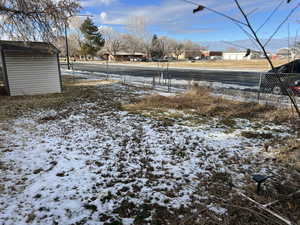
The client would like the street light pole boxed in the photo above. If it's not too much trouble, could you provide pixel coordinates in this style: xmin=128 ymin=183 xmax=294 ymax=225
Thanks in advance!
xmin=64 ymin=15 xmax=93 ymax=71
xmin=64 ymin=23 xmax=70 ymax=70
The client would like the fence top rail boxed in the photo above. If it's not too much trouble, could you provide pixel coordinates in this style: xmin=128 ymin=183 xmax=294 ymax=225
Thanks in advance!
xmin=262 ymin=72 xmax=300 ymax=76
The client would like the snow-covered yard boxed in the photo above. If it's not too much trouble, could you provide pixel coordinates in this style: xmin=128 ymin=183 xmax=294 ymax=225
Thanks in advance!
xmin=0 ymin=77 xmax=299 ymax=225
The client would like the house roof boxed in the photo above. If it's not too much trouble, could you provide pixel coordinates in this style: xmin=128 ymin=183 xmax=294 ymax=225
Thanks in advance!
xmin=223 ymin=50 xmax=247 ymax=54
xmin=276 ymin=48 xmax=291 ymax=55
xmin=102 ymin=52 xmax=145 ymax=56
xmin=117 ymin=52 xmax=145 ymax=56
xmin=223 ymin=50 xmax=261 ymax=54
xmin=0 ymin=41 xmax=59 ymax=55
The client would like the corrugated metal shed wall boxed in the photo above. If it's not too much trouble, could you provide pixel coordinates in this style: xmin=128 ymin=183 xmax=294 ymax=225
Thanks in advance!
xmin=4 ymin=52 xmax=61 ymax=96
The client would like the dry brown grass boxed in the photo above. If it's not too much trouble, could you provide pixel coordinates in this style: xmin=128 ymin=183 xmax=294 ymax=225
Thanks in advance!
xmin=63 ymin=75 xmax=118 ymax=86
xmin=0 ymin=76 xmax=119 ymax=121
xmin=78 ymin=59 xmax=289 ymax=70
xmin=160 ymin=59 xmax=288 ymax=70
xmin=0 ymin=88 xmax=78 ymax=120
xmin=124 ymin=85 xmax=300 ymax=173
xmin=123 ymin=84 xmax=296 ymax=123
xmin=157 ymin=60 xmax=287 ymax=70
xmin=271 ymin=138 xmax=300 ymax=171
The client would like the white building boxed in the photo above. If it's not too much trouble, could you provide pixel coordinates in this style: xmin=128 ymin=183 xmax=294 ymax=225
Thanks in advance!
xmin=223 ymin=50 xmax=260 ymax=60
xmin=0 ymin=41 xmax=62 ymax=96
xmin=276 ymin=47 xmax=299 ymax=59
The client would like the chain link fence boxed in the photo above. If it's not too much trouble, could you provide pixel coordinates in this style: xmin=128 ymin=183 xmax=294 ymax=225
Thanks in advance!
xmin=63 ymin=62 xmax=300 ymax=108
xmin=257 ymin=73 xmax=300 ymax=107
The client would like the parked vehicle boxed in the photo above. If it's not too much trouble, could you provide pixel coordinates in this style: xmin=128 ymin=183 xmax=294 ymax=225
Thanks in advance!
xmin=261 ymin=60 xmax=300 ymax=95
xmin=270 ymin=59 xmax=300 ymax=73
xmin=130 ymin=58 xmax=142 ymax=62
xmin=165 ymin=57 xmax=177 ymax=62
xmin=152 ymin=58 xmax=168 ymax=62
xmin=289 ymin=80 xmax=300 ymax=94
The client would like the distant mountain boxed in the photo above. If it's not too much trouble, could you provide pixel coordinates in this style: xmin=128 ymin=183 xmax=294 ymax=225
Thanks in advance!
xmin=200 ymin=37 xmax=297 ymax=53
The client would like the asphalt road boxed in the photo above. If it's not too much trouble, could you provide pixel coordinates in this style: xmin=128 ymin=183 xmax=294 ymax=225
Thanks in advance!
xmin=61 ymin=63 xmax=261 ymax=87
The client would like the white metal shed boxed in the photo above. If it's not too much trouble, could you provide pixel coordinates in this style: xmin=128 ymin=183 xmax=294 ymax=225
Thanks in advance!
xmin=0 ymin=41 xmax=62 ymax=96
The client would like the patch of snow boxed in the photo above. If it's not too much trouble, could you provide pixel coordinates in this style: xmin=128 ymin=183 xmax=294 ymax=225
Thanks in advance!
xmin=208 ymin=204 xmax=228 ymax=215
xmin=0 ymin=83 xmax=293 ymax=224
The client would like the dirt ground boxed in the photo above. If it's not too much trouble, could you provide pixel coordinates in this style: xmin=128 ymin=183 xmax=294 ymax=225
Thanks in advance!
xmin=0 ymin=75 xmax=299 ymax=225
xmin=66 ymin=59 xmax=291 ymax=71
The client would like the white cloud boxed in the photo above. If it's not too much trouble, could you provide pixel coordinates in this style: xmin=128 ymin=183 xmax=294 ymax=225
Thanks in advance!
xmin=91 ymin=0 xmax=296 ymax=37
xmin=80 ymin=0 xmax=115 ymax=7
xmin=97 ymin=1 xmax=192 ymax=26
xmin=100 ymin=12 xmax=108 ymax=21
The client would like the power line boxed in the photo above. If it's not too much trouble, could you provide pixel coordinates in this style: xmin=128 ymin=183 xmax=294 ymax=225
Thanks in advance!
xmin=264 ymin=2 xmax=300 ymax=47
xmin=180 ymin=0 xmax=198 ymax=6
xmin=179 ymin=0 xmax=247 ymax=26
xmin=256 ymin=0 xmax=284 ymax=33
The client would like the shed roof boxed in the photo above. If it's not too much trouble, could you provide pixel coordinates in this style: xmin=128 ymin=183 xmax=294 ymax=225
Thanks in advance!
xmin=0 ymin=41 xmax=59 ymax=55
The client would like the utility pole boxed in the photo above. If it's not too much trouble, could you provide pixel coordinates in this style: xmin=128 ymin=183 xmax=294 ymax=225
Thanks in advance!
xmin=64 ymin=15 xmax=93 ymax=71
xmin=288 ymin=23 xmax=290 ymax=63
xmin=65 ymin=23 xmax=70 ymax=70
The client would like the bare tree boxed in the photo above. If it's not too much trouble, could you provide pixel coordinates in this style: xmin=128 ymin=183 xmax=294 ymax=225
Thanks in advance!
xmin=169 ymin=39 xmax=185 ymax=60
xmin=126 ymin=15 xmax=152 ymax=58
xmin=101 ymin=27 xmax=122 ymax=59
xmin=184 ymin=40 xmax=203 ymax=59
xmin=67 ymin=16 xmax=86 ymax=60
xmin=53 ymin=34 xmax=79 ymax=57
xmin=122 ymin=34 xmax=143 ymax=55
xmin=69 ymin=16 xmax=85 ymax=44
xmin=0 ymin=0 xmax=80 ymax=41
xmin=159 ymin=36 xmax=175 ymax=58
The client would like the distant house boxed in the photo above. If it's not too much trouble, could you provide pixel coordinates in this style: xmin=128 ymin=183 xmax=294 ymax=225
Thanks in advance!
xmin=102 ymin=52 xmax=146 ymax=61
xmin=184 ymin=50 xmax=204 ymax=60
xmin=0 ymin=41 xmax=62 ymax=96
xmin=276 ymin=47 xmax=299 ymax=59
xmin=172 ymin=50 xmax=204 ymax=60
xmin=277 ymin=48 xmax=291 ymax=58
xmin=223 ymin=50 xmax=260 ymax=60
xmin=202 ymin=50 xmax=223 ymax=59
xmin=171 ymin=52 xmax=187 ymax=60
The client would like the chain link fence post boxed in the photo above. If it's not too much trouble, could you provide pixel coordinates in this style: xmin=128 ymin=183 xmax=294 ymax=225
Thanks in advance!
xmin=105 ymin=59 xmax=109 ymax=80
xmin=257 ymin=72 xmax=263 ymax=103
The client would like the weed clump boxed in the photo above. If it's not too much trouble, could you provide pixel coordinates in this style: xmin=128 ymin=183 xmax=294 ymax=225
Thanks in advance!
xmin=123 ymin=84 xmax=294 ymax=123
xmin=240 ymin=131 xmax=274 ymax=139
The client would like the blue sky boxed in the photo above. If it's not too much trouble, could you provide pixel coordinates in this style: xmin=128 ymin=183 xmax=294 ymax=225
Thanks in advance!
xmin=79 ymin=0 xmax=300 ymax=44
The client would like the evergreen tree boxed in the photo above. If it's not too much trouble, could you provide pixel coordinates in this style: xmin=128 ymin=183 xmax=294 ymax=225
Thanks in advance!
xmin=80 ymin=17 xmax=105 ymax=59
xmin=150 ymin=34 xmax=164 ymax=58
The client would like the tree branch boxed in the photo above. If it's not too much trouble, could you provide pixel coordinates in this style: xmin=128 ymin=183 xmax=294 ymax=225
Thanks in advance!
xmin=234 ymin=0 xmax=300 ymax=117
xmin=256 ymin=0 xmax=284 ymax=33
xmin=264 ymin=2 xmax=300 ymax=47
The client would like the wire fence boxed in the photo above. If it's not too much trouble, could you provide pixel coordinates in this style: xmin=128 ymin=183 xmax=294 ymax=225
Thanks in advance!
xmin=257 ymin=73 xmax=300 ymax=107
xmin=64 ymin=63 xmax=300 ymax=109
